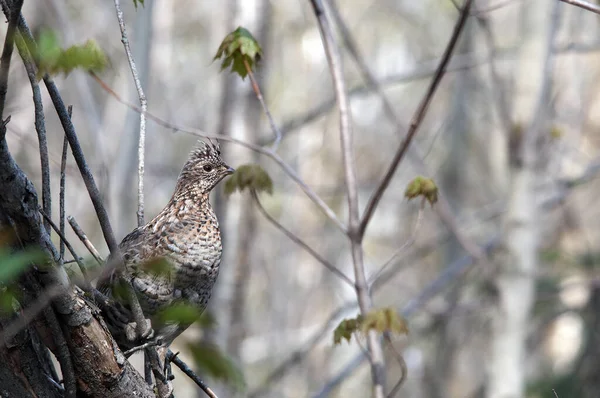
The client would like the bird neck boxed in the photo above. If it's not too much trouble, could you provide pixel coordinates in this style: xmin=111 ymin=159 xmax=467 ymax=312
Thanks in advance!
xmin=171 ymin=184 xmax=210 ymax=207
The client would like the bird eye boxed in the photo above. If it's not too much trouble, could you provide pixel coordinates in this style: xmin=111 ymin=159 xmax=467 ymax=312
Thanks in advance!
xmin=203 ymin=165 xmax=214 ymax=172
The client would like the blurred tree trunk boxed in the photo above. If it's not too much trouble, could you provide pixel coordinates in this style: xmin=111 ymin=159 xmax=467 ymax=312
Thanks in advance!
xmin=487 ymin=2 xmax=559 ymax=397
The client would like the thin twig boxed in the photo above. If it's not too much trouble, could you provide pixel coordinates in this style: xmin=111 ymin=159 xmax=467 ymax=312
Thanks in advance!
xmin=384 ymin=333 xmax=407 ymax=398
xmin=560 ymin=0 xmax=600 ymax=15
xmin=90 ymin=72 xmax=347 ymax=233
xmin=167 ymin=350 xmax=218 ymax=398
xmin=0 ymin=0 xmax=22 ymax=123
xmin=369 ymin=198 xmax=425 ymax=287
xmin=43 ymin=307 xmax=77 ymax=398
xmin=251 ymin=189 xmax=352 ymax=285
xmin=359 ymin=0 xmax=475 ymax=237
xmin=38 ymin=208 xmax=91 ymax=286
xmin=113 ymin=0 xmax=147 ymax=226
xmin=68 ymin=215 xmax=104 ymax=264
xmin=60 ymin=106 xmax=72 ymax=263
xmin=309 ymin=0 xmax=386 ymax=396
xmin=123 ymin=340 xmax=159 ymax=357
xmin=248 ymin=302 xmax=356 ymax=398
xmin=242 ymin=58 xmax=282 ymax=150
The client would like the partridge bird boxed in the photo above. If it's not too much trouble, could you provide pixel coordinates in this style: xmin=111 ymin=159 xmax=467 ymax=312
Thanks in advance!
xmin=98 ymin=141 xmax=233 ymax=350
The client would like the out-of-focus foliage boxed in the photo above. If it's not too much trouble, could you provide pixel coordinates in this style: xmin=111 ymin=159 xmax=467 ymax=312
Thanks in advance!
xmin=0 ymin=247 xmax=46 ymax=284
xmin=404 ymin=176 xmax=438 ymax=206
xmin=224 ymin=164 xmax=273 ymax=196
xmin=333 ymin=308 xmax=409 ymax=345
xmin=213 ymin=27 xmax=262 ymax=79
xmin=132 ymin=0 xmax=144 ymax=9
xmin=155 ymin=302 xmax=215 ymax=328
xmin=32 ymin=30 xmax=108 ymax=78
xmin=187 ymin=342 xmax=245 ymax=390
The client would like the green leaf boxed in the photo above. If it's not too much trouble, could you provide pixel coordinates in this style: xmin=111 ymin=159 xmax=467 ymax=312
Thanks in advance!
xmin=187 ymin=342 xmax=245 ymax=389
xmin=0 ymin=248 xmax=47 ymax=283
xmin=0 ymin=287 xmax=19 ymax=314
xmin=213 ymin=27 xmax=262 ymax=79
xmin=404 ymin=176 xmax=438 ymax=206
xmin=133 ymin=0 xmax=145 ymax=8
xmin=34 ymin=30 xmax=108 ymax=78
xmin=333 ymin=317 xmax=362 ymax=345
xmin=333 ymin=308 xmax=408 ymax=345
xmin=224 ymin=164 xmax=273 ymax=196
xmin=360 ymin=307 xmax=409 ymax=336
xmin=155 ymin=303 xmax=215 ymax=328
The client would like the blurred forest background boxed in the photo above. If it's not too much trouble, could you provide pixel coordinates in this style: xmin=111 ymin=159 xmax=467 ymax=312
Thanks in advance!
xmin=4 ymin=0 xmax=600 ymax=397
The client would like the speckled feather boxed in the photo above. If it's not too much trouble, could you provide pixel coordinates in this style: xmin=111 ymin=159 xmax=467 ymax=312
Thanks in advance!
xmin=98 ymin=141 xmax=233 ymax=349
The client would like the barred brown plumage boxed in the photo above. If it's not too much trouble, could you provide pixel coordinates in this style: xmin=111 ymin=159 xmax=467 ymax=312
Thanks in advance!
xmin=97 ymin=140 xmax=233 ymax=350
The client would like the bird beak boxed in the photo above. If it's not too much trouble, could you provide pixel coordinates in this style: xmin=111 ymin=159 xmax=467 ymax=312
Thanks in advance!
xmin=223 ymin=166 xmax=235 ymax=175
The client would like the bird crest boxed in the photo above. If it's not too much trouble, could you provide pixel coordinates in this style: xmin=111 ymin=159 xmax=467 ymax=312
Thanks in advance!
xmin=190 ymin=139 xmax=221 ymax=161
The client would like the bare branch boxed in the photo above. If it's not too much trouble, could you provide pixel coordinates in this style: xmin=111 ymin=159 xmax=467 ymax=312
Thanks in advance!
xmin=247 ymin=302 xmax=356 ymax=398
xmin=113 ymin=0 xmax=147 ymax=227
xmin=167 ymin=350 xmax=219 ymax=398
xmin=39 ymin=208 xmax=91 ymax=288
xmin=68 ymin=215 xmax=104 ymax=264
xmin=0 ymin=0 xmax=22 ymax=123
xmin=359 ymin=0 xmax=475 ymax=237
xmin=309 ymin=0 xmax=386 ymax=395
xmin=251 ymin=189 xmax=353 ymax=286
xmin=60 ymin=106 xmax=72 ymax=263
xmin=560 ymin=0 xmax=600 ymax=15
xmin=243 ymin=58 xmax=282 ymax=150
xmin=369 ymin=199 xmax=425 ymax=287
xmin=42 ymin=307 xmax=77 ymax=398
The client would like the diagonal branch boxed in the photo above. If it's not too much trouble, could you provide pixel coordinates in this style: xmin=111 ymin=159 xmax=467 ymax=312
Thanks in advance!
xmin=251 ymin=189 xmax=353 ymax=286
xmin=358 ymin=0 xmax=475 ymax=237
xmin=113 ymin=0 xmax=147 ymax=227
xmin=560 ymin=0 xmax=600 ymax=14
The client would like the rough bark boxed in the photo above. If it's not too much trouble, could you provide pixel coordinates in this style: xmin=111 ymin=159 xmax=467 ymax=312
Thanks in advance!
xmin=0 ymin=130 xmax=154 ymax=397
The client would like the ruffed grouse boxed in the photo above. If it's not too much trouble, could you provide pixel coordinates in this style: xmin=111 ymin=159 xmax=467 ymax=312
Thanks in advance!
xmin=98 ymin=141 xmax=233 ymax=350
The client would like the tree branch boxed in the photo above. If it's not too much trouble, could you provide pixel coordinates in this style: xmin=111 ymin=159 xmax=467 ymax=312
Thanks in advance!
xmin=0 ymin=0 xmax=22 ymax=123
xmin=166 ymin=350 xmax=219 ymax=398
xmin=251 ymin=189 xmax=353 ymax=286
xmin=560 ymin=0 xmax=600 ymax=15
xmin=113 ymin=0 xmax=147 ymax=227
xmin=309 ymin=0 xmax=386 ymax=395
xmin=358 ymin=0 xmax=475 ymax=237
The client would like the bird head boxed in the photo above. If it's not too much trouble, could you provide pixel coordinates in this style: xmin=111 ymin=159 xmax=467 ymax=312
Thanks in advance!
xmin=177 ymin=140 xmax=234 ymax=194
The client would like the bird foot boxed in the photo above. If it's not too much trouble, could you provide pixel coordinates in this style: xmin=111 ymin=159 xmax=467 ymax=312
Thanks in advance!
xmin=124 ymin=318 xmax=154 ymax=342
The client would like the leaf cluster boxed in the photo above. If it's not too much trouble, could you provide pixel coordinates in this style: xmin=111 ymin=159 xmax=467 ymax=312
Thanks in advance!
xmin=224 ymin=164 xmax=273 ymax=196
xmin=333 ymin=307 xmax=409 ymax=345
xmin=404 ymin=176 xmax=438 ymax=206
xmin=213 ymin=27 xmax=262 ymax=79
xmin=31 ymin=30 xmax=108 ymax=79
